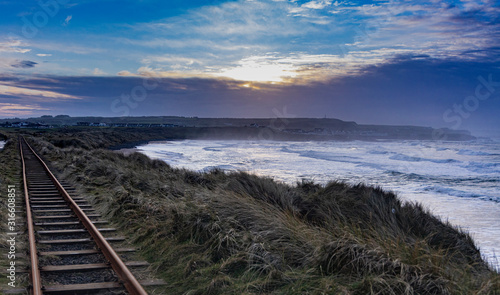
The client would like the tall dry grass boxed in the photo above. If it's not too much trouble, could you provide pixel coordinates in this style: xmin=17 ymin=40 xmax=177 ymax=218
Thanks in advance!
xmin=26 ymin=135 xmax=500 ymax=294
xmin=0 ymin=135 xmax=29 ymax=289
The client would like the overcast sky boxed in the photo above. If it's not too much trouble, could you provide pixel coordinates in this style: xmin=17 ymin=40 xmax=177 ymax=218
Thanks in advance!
xmin=0 ymin=0 xmax=499 ymax=136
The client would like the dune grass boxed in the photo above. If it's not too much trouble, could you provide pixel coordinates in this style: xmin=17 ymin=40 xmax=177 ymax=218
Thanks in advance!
xmin=13 ymin=134 xmax=500 ymax=294
xmin=0 ymin=135 xmax=29 ymax=291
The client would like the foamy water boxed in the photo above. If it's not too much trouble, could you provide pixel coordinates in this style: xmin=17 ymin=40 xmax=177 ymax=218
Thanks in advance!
xmin=0 ymin=141 xmax=5 ymax=150
xmin=136 ymin=139 xmax=500 ymax=270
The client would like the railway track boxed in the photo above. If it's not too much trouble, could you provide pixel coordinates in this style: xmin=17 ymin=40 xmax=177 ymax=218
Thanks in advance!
xmin=18 ymin=137 xmax=157 ymax=294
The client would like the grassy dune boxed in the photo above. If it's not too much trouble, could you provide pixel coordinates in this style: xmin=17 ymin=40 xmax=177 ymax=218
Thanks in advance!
xmin=1 ymin=131 xmax=499 ymax=294
xmin=0 ymin=135 xmax=29 ymax=290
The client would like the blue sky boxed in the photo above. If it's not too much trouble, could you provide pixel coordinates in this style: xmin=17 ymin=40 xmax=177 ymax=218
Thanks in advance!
xmin=0 ymin=0 xmax=499 ymax=136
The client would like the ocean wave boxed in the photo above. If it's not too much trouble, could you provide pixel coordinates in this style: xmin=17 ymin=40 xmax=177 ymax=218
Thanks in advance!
xmin=464 ymin=162 xmax=500 ymax=173
xmin=429 ymin=158 xmax=461 ymax=164
xmin=423 ymin=185 xmax=499 ymax=202
xmin=389 ymin=153 xmax=460 ymax=164
xmin=440 ymin=176 xmax=500 ymax=185
xmin=154 ymin=150 xmax=184 ymax=158
xmin=385 ymin=173 xmax=500 ymax=186
xmin=279 ymin=147 xmax=362 ymax=163
xmin=457 ymin=149 xmax=492 ymax=156
xmin=368 ymin=150 xmax=388 ymax=155
xmin=385 ymin=170 xmax=428 ymax=181
xmin=280 ymin=146 xmax=295 ymax=154
xmin=280 ymin=148 xmax=387 ymax=172
xmin=389 ymin=154 xmax=421 ymax=162
xmin=203 ymin=146 xmax=222 ymax=152
xmin=141 ymin=140 xmax=499 ymax=204
xmin=299 ymin=150 xmax=360 ymax=162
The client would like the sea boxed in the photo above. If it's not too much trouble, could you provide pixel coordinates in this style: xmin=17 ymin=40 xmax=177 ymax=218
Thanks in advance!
xmin=136 ymin=139 xmax=500 ymax=270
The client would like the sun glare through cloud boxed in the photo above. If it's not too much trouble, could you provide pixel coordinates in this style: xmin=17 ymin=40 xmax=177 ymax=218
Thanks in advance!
xmin=216 ymin=57 xmax=299 ymax=83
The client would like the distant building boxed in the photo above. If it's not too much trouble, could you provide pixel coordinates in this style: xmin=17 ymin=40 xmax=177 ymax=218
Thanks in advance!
xmin=111 ymin=123 xmax=127 ymax=127
xmin=283 ymin=129 xmax=306 ymax=134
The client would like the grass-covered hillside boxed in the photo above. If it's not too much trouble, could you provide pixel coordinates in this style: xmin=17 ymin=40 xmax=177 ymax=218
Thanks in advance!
xmin=0 ymin=135 xmax=29 ymax=290
xmin=3 ymin=130 xmax=499 ymax=294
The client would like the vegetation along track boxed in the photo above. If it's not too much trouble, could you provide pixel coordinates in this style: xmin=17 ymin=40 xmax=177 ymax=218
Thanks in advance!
xmin=18 ymin=137 xmax=160 ymax=294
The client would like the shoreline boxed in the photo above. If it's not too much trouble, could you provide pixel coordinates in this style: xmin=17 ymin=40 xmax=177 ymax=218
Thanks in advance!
xmin=134 ymin=138 xmax=500 ymax=270
xmin=0 ymin=130 xmax=497 ymax=293
xmin=114 ymin=147 xmax=141 ymax=156
xmin=108 ymin=138 xmax=168 ymax=150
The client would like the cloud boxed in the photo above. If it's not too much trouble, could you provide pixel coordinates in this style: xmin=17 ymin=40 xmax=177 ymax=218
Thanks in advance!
xmin=0 ymin=56 xmax=498 ymax=133
xmin=117 ymin=70 xmax=135 ymax=76
xmin=63 ymin=15 xmax=73 ymax=26
xmin=93 ymin=68 xmax=106 ymax=75
xmin=0 ymin=103 xmax=49 ymax=117
xmin=32 ymin=41 xmax=104 ymax=55
xmin=213 ymin=51 xmax=387 ymax=83
xmin=137 ymin=50 xmax=425 ymax=84
xmin=2 ymin=0 xmax=497 ymax=87
xmin=0 ymin=39 xmax=30 ymax=53
xmin=36 ymin=53 xmax=52 ymax=57
xmin=132 ymin=0 xmax=340 ymax=43
xmin=142 ymin=56 xmax=202 ymax=67
xmin=119 ymin=0 xmax=499 ymax=84
xmin=301 ymin=1 xmax=333 ymax=10
xmin=215 ymin=56 xmax=299 ymax=82
xmin=118 ymin=0 xmax=354 ymax=82
xmin=348 ymin=0 xmax=500 ymax=61
xmin=11 ymin=60 xmax=37 ymax=68
xmin=0 ymin=82 xmax=80 ymax=101
xmin=133 ymin=66 xmax=216 ymax=79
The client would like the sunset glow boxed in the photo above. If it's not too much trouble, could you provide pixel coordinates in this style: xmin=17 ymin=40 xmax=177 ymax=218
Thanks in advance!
xmin=0 ymin=0 xmax=497 ymax=135
xmin=216 ymin=58 xmax=298 ymax=83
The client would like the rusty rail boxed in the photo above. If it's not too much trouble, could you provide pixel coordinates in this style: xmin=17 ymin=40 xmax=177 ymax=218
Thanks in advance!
xmin=19 ymin=137 xmax=43 ymax=295
xmin=21 ymin=137 xmax=148 ymax=295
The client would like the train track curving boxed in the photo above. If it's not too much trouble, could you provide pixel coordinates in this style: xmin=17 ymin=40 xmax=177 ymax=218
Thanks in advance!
xmin=18 ymin=137 xmax=158 ymax=294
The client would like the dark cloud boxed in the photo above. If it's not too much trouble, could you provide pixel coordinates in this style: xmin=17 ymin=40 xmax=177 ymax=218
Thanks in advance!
xmin=11 ymin=60 xmax=37 ymax=68
xmin=1 ymin=56 xmax=499 ymax=136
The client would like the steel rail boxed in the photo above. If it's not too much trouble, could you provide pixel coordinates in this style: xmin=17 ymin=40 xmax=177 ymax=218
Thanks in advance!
xmin=19 ymin=137 xmax=43 ymax=295
xmin=21 ymin=137 xmax=148 ymax=295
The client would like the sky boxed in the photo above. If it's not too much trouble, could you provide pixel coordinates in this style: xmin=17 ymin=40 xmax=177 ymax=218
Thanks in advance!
xmin=0 ymin=0 xmax=499 ymax=136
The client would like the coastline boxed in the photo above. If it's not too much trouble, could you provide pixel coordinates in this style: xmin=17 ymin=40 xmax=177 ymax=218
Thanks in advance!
xmin=114 ymin=147 xmax=141 ymax=156
xmin=1 ymin=130 xmax=498 ymax=294
xmin=135 ymin=138 xmax=500 ymax=270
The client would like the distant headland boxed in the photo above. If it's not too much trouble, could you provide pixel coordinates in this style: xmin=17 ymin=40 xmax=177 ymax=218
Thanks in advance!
xmin=0 ymin=115 xmax=475 ymax=141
